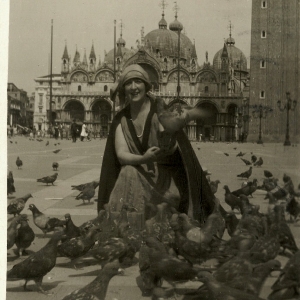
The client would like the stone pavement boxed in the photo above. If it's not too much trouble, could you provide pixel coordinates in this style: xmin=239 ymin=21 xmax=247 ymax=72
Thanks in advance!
xmin=6 ymin=135 xmax=300 ymax=300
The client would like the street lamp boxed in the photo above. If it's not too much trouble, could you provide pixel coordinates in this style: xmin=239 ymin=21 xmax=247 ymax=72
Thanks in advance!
xmin=251 ymin=104 xmax=273 ymax=144
xmin=277 ymin=92 xmax=297 ymax=146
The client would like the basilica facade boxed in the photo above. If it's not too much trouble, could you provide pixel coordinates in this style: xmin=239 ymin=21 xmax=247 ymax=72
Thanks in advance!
xmin=34 ymin=13 xmax=250 ymax=141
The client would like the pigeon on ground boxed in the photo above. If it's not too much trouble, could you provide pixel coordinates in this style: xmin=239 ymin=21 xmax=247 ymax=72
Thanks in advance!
xmin=196 ymin=271 xmax=265 ymax=300
xmin=263 ymin=170 xmax=273 ymax=178
xmin=75 ymin=183 xmax=97 ymax=204
xmin=7 ymin=216 xmax=21 ymax=250
xmin=224 ymin=212 xmax=239 ymax=237
xmin=251 ymin=155 xmax=257 ymax=164
xmin=237 ymin=167 xmax=252 ymax=179
xmin=71 ymin=180 xmax=99 ymax=192
xmin=61 ymin=213 xmax=82 ymax=242
xmin=7 ymin=171 xmax=16 ymax=195
xmin=57 ymin=226 xmax=101 ymax=268
xmin=45 ymin=141 xmax=49 ymax=146
xmin=241 ymin=158 xmax=252 ymax=165
xmin=236 ymin=151 xmax=246 ymax=157
xmin=52 ymin=162 xmax=59 ymax=171
xmin=224 ymin=153 xmax=229 ymax=156
xmin=269 ymin=250 xmax=300 ymax=300
xmin=61 ymin=261 xmax=124 ymax=300
xmin=224 ymin=185 xmax=244 ymax=212
xmin=28 ymin=204 xmax=65 ymax=237
xmin=232 ymin=179 xmax=258 ymax=198
xmin=16 ymin=157 xmax=23 ymax=169
xmin=37 ymin=173 xmax=58 ymax=185
xmin=15 ymin=214 xmax=35 ymax=256
xmin=254 ymin=157 xmax=263 ymax=167
xmin=7 ymin=232 xmax=62 ymax=295
xmin=53 ymin=149 xmax=62 ymax=154
xmin=7 ymin=193 xmax=33 ymax=217
xmin=10 ymin=140 xmax=13 ymax=144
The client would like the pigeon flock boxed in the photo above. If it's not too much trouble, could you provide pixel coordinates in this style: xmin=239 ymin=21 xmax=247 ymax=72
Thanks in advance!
xmin=7 ymin=138 xmax=300 ymax=300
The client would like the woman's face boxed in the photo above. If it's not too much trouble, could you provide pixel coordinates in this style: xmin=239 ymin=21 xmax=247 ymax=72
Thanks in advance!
xmin=124 ymin=78 xmax=146 ymax=103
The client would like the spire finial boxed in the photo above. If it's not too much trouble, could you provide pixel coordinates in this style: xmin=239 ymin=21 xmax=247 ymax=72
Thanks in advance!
xmin=227 ymin=21 xmax=233 ymax=38
xmin=141 ymin=26 xmax=145 ymax=44
xmin=173 ymin=1 xmax=179 ymax=18
xmin=159 ymin=0 xmax=168 ymax=16
xmin=120 ymin=19 xmax=123 ymax=37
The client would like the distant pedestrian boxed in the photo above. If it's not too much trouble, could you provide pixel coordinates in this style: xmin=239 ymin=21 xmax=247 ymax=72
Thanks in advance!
xmin=32 ymin=126 xmax=37 ymax=138
xmin=70 ymin=119 xmax=77 ymax=143
xmin=10 ymin=125 xmax=14 ymax=137
xmin=65 ymin=124 xmax=70 ymax=140
xmin=59 ymin=124 xmax=64 ymax=140
xmin=54 ymin=123 xmax=59 ymax=139
xmin=80 ymin=122 xmax=88 ymax=141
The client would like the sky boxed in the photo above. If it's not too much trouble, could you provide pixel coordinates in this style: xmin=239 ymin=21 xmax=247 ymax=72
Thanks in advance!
xmin=5 ymin=0 xmax=252 ymax=95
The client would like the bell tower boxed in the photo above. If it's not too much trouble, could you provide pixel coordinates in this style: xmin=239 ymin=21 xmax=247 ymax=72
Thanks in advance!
xmin=61 ymin=41 xmax=70 ymax=74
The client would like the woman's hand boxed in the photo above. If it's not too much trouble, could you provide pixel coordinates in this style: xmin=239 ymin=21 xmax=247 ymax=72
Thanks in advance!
xmin=142 ymin=146 xmax=161 ymax=163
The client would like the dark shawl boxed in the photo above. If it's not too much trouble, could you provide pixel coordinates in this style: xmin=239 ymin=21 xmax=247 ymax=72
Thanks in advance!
xmin=97 ymin=97 xmax=219 ymax=223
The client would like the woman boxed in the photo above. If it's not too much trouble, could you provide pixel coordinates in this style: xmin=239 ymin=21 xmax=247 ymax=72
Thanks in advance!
xmin=80 ymin=122 xmax=88 ymax=141
xmin=97 ymin=64 xmax=215 ymax=223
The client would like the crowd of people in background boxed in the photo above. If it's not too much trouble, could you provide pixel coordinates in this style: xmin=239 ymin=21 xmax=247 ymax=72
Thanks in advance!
xmin=7 ymin=120 xmax=106 ymax=142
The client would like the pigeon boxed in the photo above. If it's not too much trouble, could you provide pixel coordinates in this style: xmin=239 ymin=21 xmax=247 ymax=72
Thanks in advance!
xmin=75 ymin=183 xmax=97 ymax=204
xmin=7 ymin=193 xmax=33 ymax=217
xmin=53 ymin=149 xmax=62 ymax=154
xmin=268 ymin=250 xmax=300 ymax=300
xmin=270 ymin=205 xmax=299 ymax=254
xmin=263 ymin=170 xmax=273 ymax=178
xmin=254 ymin=157 xmax=263 ymax=167
xmin=7 ymin=171 xmax=16 ymax=195
xmin=16 ymin=156 xmax=23 ymax=169
xmin=251 ymin=155 xmax=257 ymax=164
xmin=57 ymin=226 xmax=101 ymax=268
xmin=236 ymin=151 xmax=246 ymax=157
xmin=286 ymin=196 xmax=300 ymax=222
xmin=241 ymin=158 xmax=252 ymax=165
xmin=61 ymin=261 xmax=124 ymax=300
xmin=158 ymin=106 xmax=206 ymax=134
xmin=7 ymin=232 xmax=62 ymax=294
xmin=45 ymin=141 xmax=49 ymax=146
xmin=237 ymin=167 xmax=252 ymax=179
xmin=233 ymin=147 xmax=237 ymax=150
xmin=232 ymin=179 xmax=258 ymax=198
xmin=224 ymin=212 xmax=239 ymax=237
xmin=224 ymin=153 xmax=229 ymax=156
xmin=61 ymin=213 xmax=82 ymax=242
xmin=52 ymin=162 xmax=59 ymax=171
xmin=196 ymin=271 xmax=265 ymax=300
xmin=15 ymin=214 xmax=35 ymax=256
xmin=7 ymin=216 xmax=21 ymax=250
xmin=224 ymin=185 xmax=244 ymax=212
xmin=37 ymin=173 xmax=58 ymax=185
xmin=28 ymin=204 xmax=65 ymax=237
xmin=10 ymin=140 xmax=13 ymax=144
xmin=71 ymin=180 xmax=99 ymax=192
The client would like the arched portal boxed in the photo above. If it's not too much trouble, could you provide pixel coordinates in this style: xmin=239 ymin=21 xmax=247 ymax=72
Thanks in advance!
xmin=64 ymin=100 xmax=85 ymax=122
xmin=195 ymin=102 xmax=219 ymax=141
xmin=91 ymin=100 xmax=112 ymax=137
xmin=138 ymin=63 xmax=159 ymax=91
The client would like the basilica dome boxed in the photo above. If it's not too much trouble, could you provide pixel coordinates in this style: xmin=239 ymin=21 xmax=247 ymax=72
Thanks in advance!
xmin=144 ymin=15 xmax=196 ymax=60
xmin=213 ymin=35 xmax=247 ymax=71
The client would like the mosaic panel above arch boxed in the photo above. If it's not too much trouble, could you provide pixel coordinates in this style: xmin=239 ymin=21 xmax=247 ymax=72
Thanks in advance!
xmin=196 ymin=71 xmax=217 ymax=83
xmin=95 ymin=71 xmax=114 ymax=82
xmin=70 ymin=72 xmax=88 ymax=82
xmin=168 ymin=71 xmax=190 ymax=82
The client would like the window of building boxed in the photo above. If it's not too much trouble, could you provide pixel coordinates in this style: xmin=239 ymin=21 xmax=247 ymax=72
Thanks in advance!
xmin=173 ymin=58 xmax=176 ymax=65
xmin=260 ymin=91 xmax=265 ymax=98
xmin=261 ymin=1 xmax=267 ymax=8
xmin=39 ymin=107 xmax=42 ymax=113
xmin=38 ymin=124 xmax=42 ymax=130
xmin=260 ymin=60 xmax=266 ymax=68
xmin=261 ymin=30 xmax=266 ymax=38
xmin=40 ymin=82 xmax=43 ymax=85
xmin=57 ymin=97 xmax=61 ymax=103
xmin=104 ymin=85 xmax=108 ymax=92
xmin=39 ymin=94 xmax=43 ymax=104
xmin=205 ymin=86 xmax=209 ymax=93
xmin=90 ymin=59 xmax=93 ymax=64
xmin=78 ymin=85 xmax=81 ymax=92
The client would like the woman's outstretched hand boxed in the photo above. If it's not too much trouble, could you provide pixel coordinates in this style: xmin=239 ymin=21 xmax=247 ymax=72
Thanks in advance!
xmin=143 ymin=146 xmax=161 ymax=163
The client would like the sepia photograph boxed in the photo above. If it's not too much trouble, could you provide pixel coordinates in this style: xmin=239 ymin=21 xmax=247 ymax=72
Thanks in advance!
xmin=3 ymin=0 xmax=300 ymax=299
